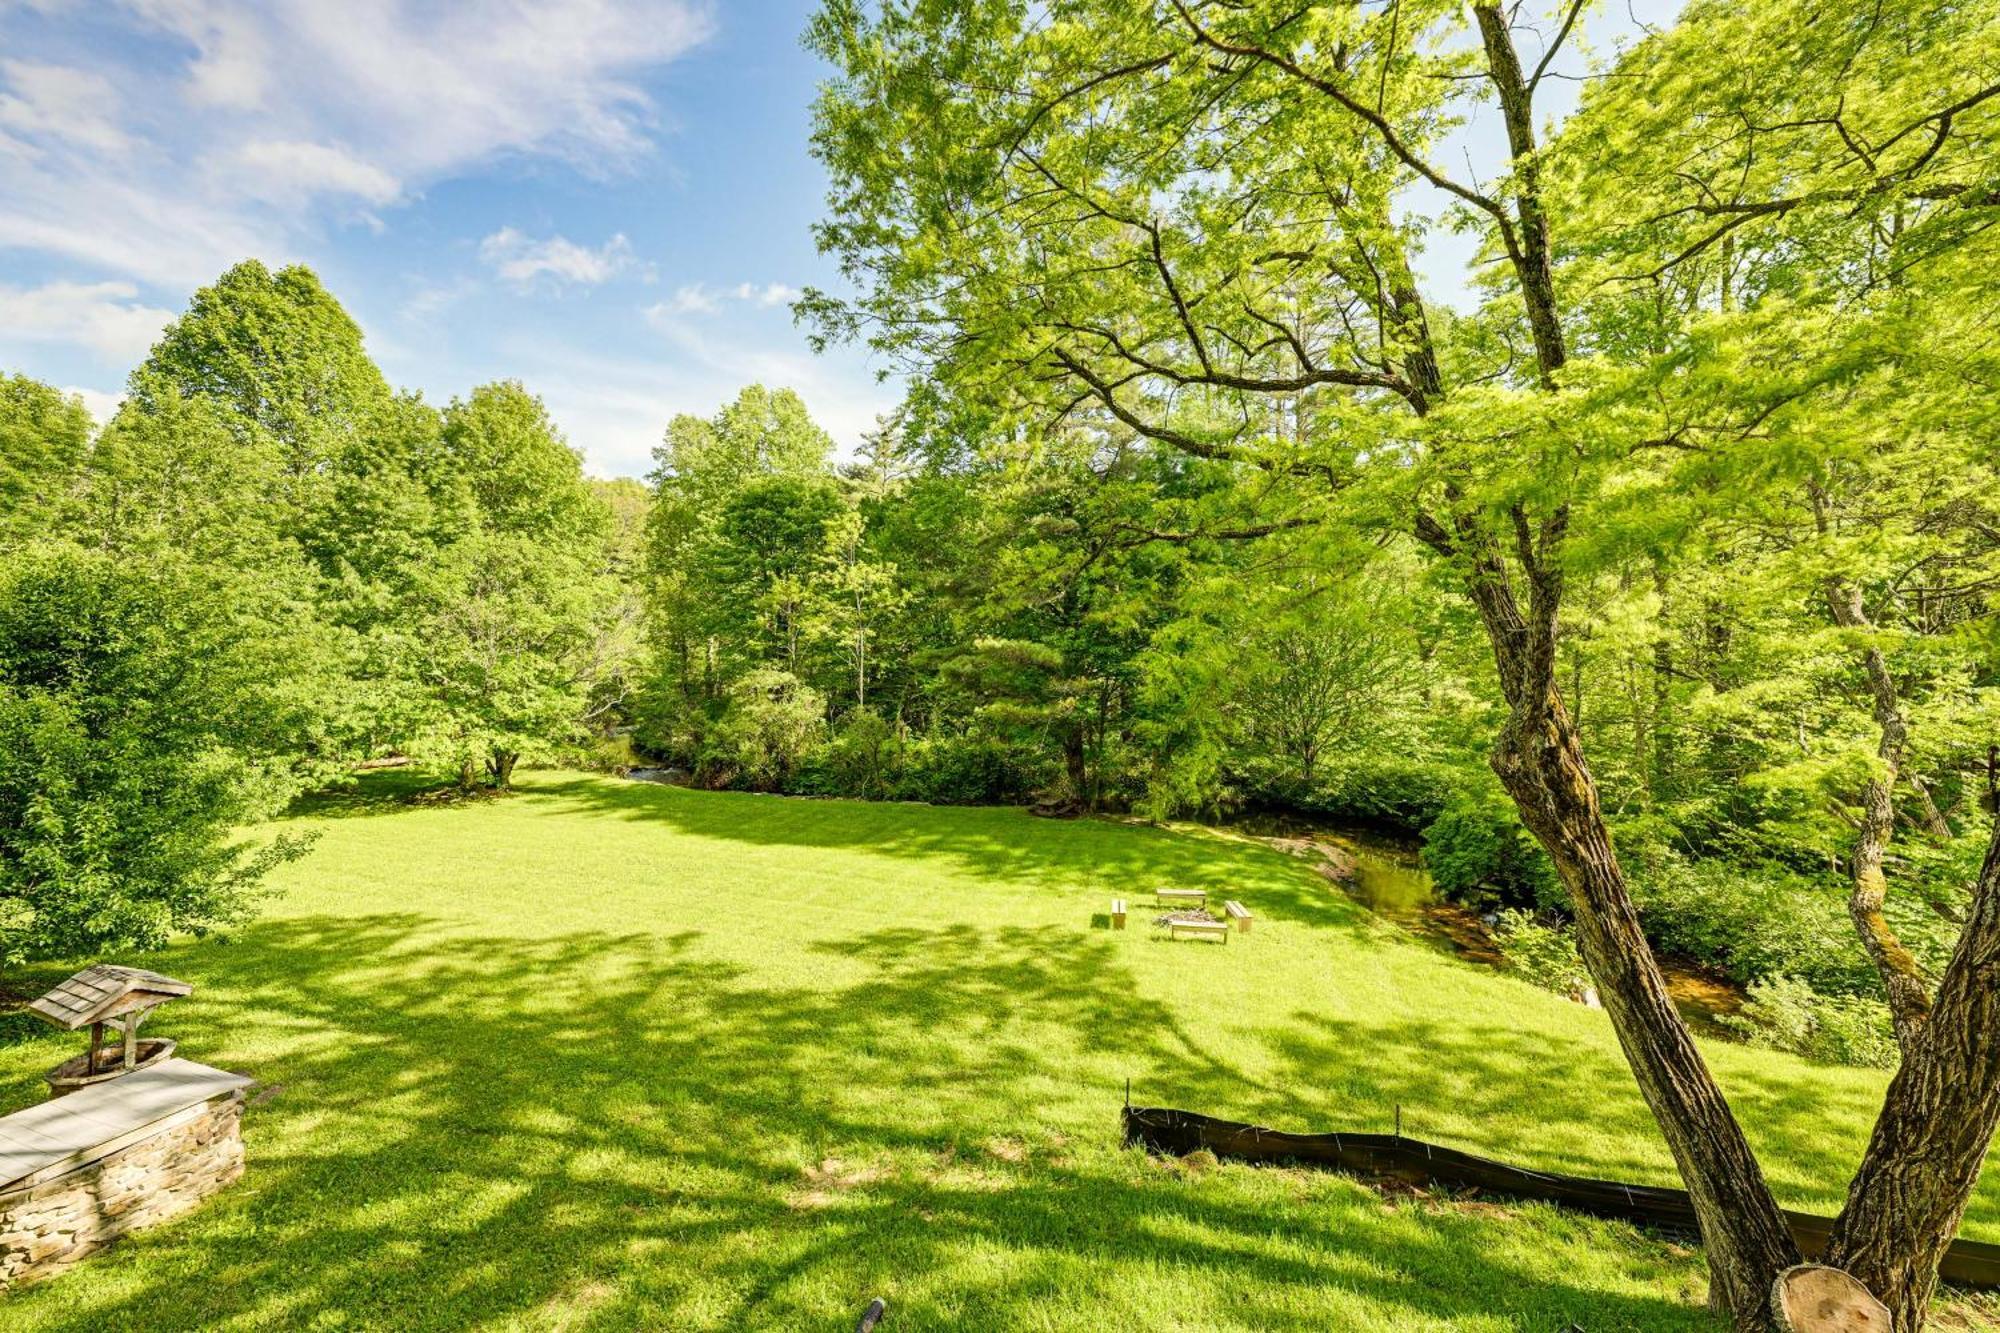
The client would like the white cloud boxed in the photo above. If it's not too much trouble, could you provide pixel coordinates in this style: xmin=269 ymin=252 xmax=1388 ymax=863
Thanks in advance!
xmin=131 ymin=0 xmax=715 ymax=179
xmin=731 ymin=281 xmax=798 ymax=307
xmin=659 ymin=283 xmax=721 ymax=315
xmin=0 ymin=1 xmax=715 ymax=290
xmin=490 ymin=308 xmax=900 ymax=478
xmin=157 ymin=4 xmax=273 ymax=110
xmin=480 ymin=228 xmax=636 ymax=288
xmin=215 ymin=139 xmax=401 ymax=208
xmin=0 ymin=281 xmax=176 ymax=362
xmin=0 ymin=60 xmax=128 ymax=155
xmin=650 ymin=280 xmax=801 ymax=319
xmin=61 ymin=385 xmax=126 ymax=426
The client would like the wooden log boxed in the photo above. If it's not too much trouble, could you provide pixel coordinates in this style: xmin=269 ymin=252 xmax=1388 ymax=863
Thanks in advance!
xmin=1771 ymin=1265 xmax=1890 ymax=1332
xmin=855 ymin=1297 xmax=887 ymax=1331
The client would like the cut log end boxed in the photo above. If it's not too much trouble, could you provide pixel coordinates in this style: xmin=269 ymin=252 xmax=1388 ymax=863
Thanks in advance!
xmin=1771 ymin=1265 xmax=1891 ymax=1333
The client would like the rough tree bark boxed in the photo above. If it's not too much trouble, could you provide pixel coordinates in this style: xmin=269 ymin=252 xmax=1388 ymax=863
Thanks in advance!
xmin=1813 ymin=484 xmax=1935 ymax=1048
xmin=1439 ymin=524 xmax=1803 ymax=1328
xmin=1826 ymin=804 xmax=2000 ymax=1328
xmin=1468 ymin=10 xmax=1804 ymax=1322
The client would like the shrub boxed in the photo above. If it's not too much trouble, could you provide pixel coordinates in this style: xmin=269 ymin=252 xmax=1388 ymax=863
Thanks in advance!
xmin=1265 ymin=755 xmax=1457 ymax=830
xmin=705 ymin=669 xmax=826 ymax=790
xmin=1623 ymin=847 xmax=1876 ymax=991
xmin=827 ymin=709 xmax=898 ymax=798
xmin=0 ymin=545 xmax=314 ymax=963
xmin=1719 ymin=975 xmax=1899 ymax=1068
xmin=1422 ymin=796 xmax=1560 ymax=911
xmin=1493 ymin=908 xmax=1591 ymax=999
xmin=890 ymin=732 xmax=1035 ymax=805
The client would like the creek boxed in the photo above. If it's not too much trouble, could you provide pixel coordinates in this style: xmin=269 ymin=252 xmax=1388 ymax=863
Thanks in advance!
xmin=1227 ymin=812 xmax=1743 ymax=1032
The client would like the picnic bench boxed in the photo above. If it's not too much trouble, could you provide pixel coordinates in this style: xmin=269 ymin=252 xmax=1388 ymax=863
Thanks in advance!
xmin=1154 ymin=887 xmax=1207 ymax=908
xmin=1166 ymin=918 xmax=1228 ymax=944
xmin=1224 ymin=900 xmax=1253 ymax=934
xmin=1111 ymin=898 xmax=1127 ymax=930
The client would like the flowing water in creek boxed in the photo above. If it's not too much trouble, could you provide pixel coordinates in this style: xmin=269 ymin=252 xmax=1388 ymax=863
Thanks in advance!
xmin=1227 ymin=813 xmax=1743 ymax=1032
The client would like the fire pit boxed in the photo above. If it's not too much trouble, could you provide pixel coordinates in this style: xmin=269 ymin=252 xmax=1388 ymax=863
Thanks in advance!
xmin=28 ymin=965 xmax=191 ymax=1096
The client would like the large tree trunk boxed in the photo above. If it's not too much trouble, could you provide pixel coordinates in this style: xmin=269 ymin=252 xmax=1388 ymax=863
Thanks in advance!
xmin=1825 ymin=810 xmax=2000 ymax=1330
xmin=1492 ymin=689 xmax=1803 ymax=1327
xmin=1433 ymin=518 xmax=1801 ymax=1327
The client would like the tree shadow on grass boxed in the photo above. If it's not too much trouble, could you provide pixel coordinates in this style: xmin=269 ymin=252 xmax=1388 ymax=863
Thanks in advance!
xmin=514 ymin=774 xmax=1370 ymax=936
xmin=0 ymin=912 xmax=1716 ymax=1332
xmin=284 ymin=768 xmax=495 ymax=819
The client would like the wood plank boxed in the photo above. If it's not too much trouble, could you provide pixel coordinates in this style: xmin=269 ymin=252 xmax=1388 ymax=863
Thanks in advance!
xmin=0 ymin=1060 xmax=252 ymax=1190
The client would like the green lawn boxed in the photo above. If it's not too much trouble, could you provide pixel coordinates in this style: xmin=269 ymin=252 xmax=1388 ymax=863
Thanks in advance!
xmin=1 ymin=772 xmax=1995 ymax=1330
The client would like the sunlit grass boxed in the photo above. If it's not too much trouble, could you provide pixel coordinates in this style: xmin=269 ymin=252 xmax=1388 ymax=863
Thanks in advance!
xmin=0 ymin=770 xmax=1992 ymax=1329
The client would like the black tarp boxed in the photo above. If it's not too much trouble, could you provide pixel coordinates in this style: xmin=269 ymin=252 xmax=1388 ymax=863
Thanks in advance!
xmin=1123 ymin=1104 xmax=2000 ymax=1291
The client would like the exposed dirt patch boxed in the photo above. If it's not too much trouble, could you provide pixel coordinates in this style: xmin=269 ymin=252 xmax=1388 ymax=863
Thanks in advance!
xmin=1270 ymin=835 xmax=1358 ymax=883
xmin=1660 ymin=961 xmax=1746 ymax=1033
xmin=789 ymin=1156 xmax=890 ymax=1209
xmin=983 ymin=1136 xmax=1029 ymax=1164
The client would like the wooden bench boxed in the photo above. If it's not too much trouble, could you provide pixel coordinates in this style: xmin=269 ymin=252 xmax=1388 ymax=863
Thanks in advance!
xmin=1167 ymin=918 xmax=1228 ymax=944
xmin=1224 ymin=900 xmax=1252 ymax=934
xmin=1110 ymin=898 xmax=1127 ymax=930
xmin=1155 ymin=887 xmax=1207 ymax=908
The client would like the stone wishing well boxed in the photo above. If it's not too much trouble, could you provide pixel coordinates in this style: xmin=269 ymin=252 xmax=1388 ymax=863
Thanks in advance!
xmin=0 ymin=966 xmax=250 ymax=1287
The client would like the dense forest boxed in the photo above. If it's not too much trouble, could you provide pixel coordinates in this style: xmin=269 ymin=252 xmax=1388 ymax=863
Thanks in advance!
xmin=3 ymin=1 xmax=2000 ymax=1324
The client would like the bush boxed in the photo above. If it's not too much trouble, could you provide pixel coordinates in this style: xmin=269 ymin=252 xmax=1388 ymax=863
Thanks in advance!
xmin=1493 ymin=908 xmax=1591 ymax=999
xmin=890 ymin=732 xmax=1036 ymax=805
xmin=1623 ymin=847 xmax=1876 ymax=991
xmin=704 ymin=669 xmax=825 ymax=790
xmin=1719 ymin=975 xmax=1899 ymax=1068
xmin=0 ymin=545 xmax=314 ymax=963
xmin=827 ymin=709 xmax=898 ymax=797
xmin=1422 ymin=796 xmax=1561 ymax=911
xmin=1267 ymin=755 xmax=1457 ymax=830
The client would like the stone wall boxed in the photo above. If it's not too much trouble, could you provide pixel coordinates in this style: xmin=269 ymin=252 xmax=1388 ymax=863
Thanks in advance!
xmin=0 ymin=1090 xmax=244 ymax=1287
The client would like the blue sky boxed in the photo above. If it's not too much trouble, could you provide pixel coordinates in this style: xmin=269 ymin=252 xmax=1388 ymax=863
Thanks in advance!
xmin=0 ymin=1 xmax=1664 ymax=480
xmin=0 ymin=0 xmax=893 ymax=479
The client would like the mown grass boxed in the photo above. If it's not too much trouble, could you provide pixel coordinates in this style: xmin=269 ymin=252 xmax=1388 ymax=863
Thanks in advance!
xmin=0 ymin=771 xmax=1994 ymax=1330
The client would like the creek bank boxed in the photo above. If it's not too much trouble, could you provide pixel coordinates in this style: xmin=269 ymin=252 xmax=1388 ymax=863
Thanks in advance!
xmin=1234 ymin=814 xmax=1744 ymax=1031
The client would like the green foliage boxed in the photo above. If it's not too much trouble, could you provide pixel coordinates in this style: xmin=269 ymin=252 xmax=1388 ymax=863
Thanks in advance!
xmin=1493 ymin=909 xmax=1591 ymax=1001
xmin=0 ymin=375 xmax=91 ymax=543
xmin=1266 ymin=757 xmax=1460 ymax=831
xmin=132 ymin=259 xmax=391 ymax=478
xmin=1422 ymin=797 xmax=1561 ymax=913
xmin=0 ymin=545 xmax=314 ymax=963
xmin=1625 ymin=847 xmax=1880 ymax=991
xmin=826 ymin=708 xmax=897 ymax=797
xmin=706 ymin=668 xmax=827 ymax=790
xmin=406 ymin=531 xmax=616 ymax=788
xmin=1720 ymin=976 xmax=1901 ymax=1070
xmin=442 ymin=382 xmax=608 ymax=547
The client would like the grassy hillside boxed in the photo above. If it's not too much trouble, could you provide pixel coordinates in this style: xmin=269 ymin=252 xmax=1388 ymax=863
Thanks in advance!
xmin=0 ymin=772 xmax=1993 ymax=1330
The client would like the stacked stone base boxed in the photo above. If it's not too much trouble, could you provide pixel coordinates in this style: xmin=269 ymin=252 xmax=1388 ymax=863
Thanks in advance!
xmin=0 ymin=1090 xmax=244 ymax=1287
